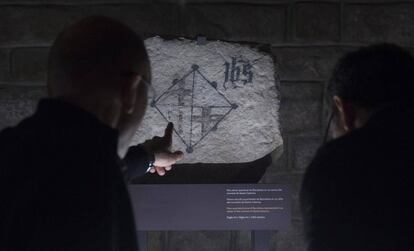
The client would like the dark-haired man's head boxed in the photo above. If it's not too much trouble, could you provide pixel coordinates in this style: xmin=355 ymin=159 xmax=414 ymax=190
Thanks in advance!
xmin=327 ymin=43 xmax=414 ymax=138
xmin=47 ymin=16 xmax=150 ymax=157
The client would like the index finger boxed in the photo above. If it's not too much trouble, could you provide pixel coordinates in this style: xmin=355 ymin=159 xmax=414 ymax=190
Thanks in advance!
xmin=163 ymin=122 xmax=174 ymax=146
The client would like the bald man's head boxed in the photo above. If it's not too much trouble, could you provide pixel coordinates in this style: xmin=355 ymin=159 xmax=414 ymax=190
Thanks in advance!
xmin=47 ymin=16 xmax=151 ymax=157
xmin=48 ymin=16 xmax=149 ymax=96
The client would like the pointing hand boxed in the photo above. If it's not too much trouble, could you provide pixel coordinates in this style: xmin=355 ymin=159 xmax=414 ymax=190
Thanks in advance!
xmin=142 ymin=122 xmax=184 ymax=176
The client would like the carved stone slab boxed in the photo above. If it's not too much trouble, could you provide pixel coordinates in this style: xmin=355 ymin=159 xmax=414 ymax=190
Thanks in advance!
xmin=132 ymin=37 xmax=282 ymax=163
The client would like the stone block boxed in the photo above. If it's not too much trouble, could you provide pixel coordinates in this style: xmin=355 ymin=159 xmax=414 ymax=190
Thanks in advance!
xmin=272 ymin=46 xmax=355 ymax=81
xmin=134 ymin=37 xmax=282 ymax=163
xmin=294 ymin=3 xmax=340 ymax=42
xmin=344 ymin=4 xmax=414 ymax=45
xmin=133 ymin=154 xmax=271 ymax=184
xmin=0 ymin=86 xmax=47 ymax=130
xmin=10 ymin=48 xmax=49 ymax=83
xmin=181 ymin=4 xmax=285 ymax=43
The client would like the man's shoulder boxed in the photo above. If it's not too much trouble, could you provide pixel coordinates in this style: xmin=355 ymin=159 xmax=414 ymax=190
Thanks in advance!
xmin=315 ymin=128 xmax=367 ymax=163
xmin=0 ymin=116 xmax=44 ymax=175
xmin=0 ymin=127 xmax=15 ymax=143
xmin=310 ymin=122 xmax=405 ymax=177
xmin=0 ymin=123 xmax=28 ymax=151
xmin=0 ymin=127 xmax=15 ymax=157
xmin=0 ymin=115 xmax=40 ymax=147
xmin=300 ymin=127 xmax=378 ymax=213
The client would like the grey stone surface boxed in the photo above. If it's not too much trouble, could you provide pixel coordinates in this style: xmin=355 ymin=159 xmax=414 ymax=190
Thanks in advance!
xmin=280 ymin=99 xmax=322 ymax=133
xmin=294 ymin=3 xmax=340 ymax=42
xmin=0 ymin=86 xmax=46 ymax=130
xmin=0 ymin=49 xmax=10 ymax=82
xmin=134 ymin=37 xmax=282 ymax=163
xmin=85 ymin=4 xmax=181 ymax=37
xmin=272 ymin=47 xmax=355 ymax=81
xmin=280 ymin=81 xmax=323 ymax=101
xmin=290 ymin=135 xmax=321 ymax=171
xmin=0 ymin=4 xmax=181 ymax=47
xmin=344 ymin=4 xmax=414 ymax=45
xmin=0 ymin=6 xmax=83 ymax=47
xmin=181 ymin=4 xmax=285 ymax=43
xmin=10 ymin=48 xmax=49 ymax=83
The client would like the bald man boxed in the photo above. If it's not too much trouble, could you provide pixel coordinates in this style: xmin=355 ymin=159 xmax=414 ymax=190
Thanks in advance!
xmin=0 ymin=16 xmax=182 ymax=250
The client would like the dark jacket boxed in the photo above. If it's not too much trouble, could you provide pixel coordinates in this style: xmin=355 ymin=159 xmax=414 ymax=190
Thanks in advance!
xmin=300 ymin=103 xmax=414 ymax=251
xmin=0 ymin=99 xmax=148 ymax=251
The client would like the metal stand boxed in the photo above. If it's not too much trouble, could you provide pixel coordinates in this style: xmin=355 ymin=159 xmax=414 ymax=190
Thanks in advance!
xmin=137 ymin=230 xmax=272 ymax=251
xmin=137 ymin=231 xmax=148 ymax=251
xmin=251 ymin=230 xmax=272 ymax=251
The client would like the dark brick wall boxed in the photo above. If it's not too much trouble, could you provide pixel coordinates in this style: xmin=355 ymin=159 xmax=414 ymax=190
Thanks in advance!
xmin=1 ymin=0 xmax=413 ymax=250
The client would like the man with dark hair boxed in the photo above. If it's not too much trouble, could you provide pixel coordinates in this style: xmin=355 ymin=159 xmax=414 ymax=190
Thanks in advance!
xmin=300 ymin=44 xmax=414 ymax=250
xmin=0 ymin=16 xmax=183 ymax=250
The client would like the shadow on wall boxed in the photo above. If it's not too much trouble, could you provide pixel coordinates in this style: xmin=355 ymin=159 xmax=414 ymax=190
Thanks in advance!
xmin=131 ymin=154 xmax=272 ymax=184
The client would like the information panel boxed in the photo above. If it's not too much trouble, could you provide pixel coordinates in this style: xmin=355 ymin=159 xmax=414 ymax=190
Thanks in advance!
xmin=129 ymin=184 xmax=291 ymax=231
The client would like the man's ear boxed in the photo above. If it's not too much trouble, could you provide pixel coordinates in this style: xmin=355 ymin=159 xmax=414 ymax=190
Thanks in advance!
xmin=122 ymin=74 xmax=142 ymax=114
xmin=333 ymin=95 xmax=356 ymax=132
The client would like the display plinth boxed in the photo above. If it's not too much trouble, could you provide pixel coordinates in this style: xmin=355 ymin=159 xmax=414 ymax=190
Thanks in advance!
xmin=129 ymin=184 xmax=291 ymax=251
